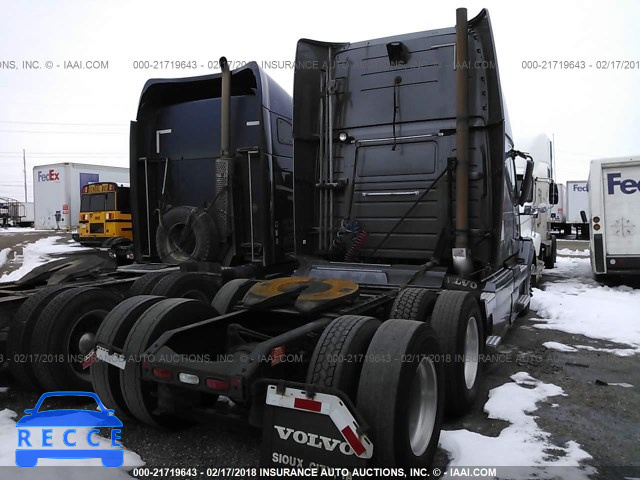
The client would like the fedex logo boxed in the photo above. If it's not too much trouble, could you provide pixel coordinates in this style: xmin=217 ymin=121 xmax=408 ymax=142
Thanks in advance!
xmin=572 ymin=183 xmax=588 ymax=192
xmin=37 ymin=169 xmax=60 ymax=182
xmin=608 ymin=173 xmax=639 ymax=195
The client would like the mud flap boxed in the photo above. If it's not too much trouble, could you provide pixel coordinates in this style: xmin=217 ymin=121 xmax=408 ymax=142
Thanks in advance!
xmin=261 ymin=383 xmax=372 ymax=472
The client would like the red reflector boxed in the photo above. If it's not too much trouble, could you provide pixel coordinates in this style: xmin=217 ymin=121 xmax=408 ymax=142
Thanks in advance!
xmin=271 ymin=345 xmax=285 ymax=366
xmin=206 ymin=378 xmax=229 ymax=390
xmin=293 ymin=397 xmax=322 ymax=413
xmin=341 ymin=425 xmax=366 ymax=456
xmin=152 ymin=368 xmax=172 ymax=379
xmin=82 ymin=350 xmax=97 ymax=370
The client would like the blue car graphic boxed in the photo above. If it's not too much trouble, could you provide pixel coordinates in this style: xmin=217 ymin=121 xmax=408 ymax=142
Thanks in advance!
xmin=15 ymin=391 xmax=124 ymax=468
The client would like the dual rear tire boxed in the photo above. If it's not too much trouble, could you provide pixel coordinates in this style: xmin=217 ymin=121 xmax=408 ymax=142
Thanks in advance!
xmin=306 ymin=315 xmax=444 ymax=467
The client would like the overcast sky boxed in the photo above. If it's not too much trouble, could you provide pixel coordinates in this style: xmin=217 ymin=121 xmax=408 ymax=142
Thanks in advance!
xmin=1 ymin=0 xmax=639 ymax=201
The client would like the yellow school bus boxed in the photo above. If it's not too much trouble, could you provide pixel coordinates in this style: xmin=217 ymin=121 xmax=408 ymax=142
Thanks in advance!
xmin=76 ymin=182 xmax=132 ymax=245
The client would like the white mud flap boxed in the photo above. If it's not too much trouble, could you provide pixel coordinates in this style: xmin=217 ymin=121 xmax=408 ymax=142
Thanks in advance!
xmin=82 ymin=345 xmax=127 ymax=370
xmin=261 ymin=383 xmax=372 ymax=472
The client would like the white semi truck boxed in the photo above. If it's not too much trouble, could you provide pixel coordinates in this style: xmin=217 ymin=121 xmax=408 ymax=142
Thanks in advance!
xmin=33 ymin=163 xmax=129 ymax=230
xmin=516 ymin=134 xmax=558 ymax=282
xmin=588 ymin=156 xmax=640 ymax=278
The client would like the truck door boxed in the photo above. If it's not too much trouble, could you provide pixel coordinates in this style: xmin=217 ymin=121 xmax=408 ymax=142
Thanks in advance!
xmin=602 ymin=164 xmax=640 ymax=256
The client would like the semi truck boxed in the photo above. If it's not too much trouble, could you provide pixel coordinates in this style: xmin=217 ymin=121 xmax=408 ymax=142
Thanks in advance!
xmin=516 ymin=134 xmax=558 ymax=283
xmin=90 ymin=9 xmax=534 ymax=469
xmin=2 ymin=62 xmax=294 ymax=394
xmin=33 ymin=163 xmax=129 ymax=230
xmin=588 ymin=156 xmax=640 ymax=279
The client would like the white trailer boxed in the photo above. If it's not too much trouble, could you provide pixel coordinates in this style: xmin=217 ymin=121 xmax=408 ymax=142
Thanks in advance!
xmin=33 ymin=163 xmax=129 ymax=230
xmin=18 ymin=201 xmax=34 ymax=227
xmin=588 ymin=156 xmax=640 ymax=277
xmin=563 ymin=180 xmax=590 ymax=238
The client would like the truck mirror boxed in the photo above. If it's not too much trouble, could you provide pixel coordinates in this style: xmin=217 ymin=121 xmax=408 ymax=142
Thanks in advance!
xmin=549 ymin=182 xmax=559 ymax=205
xmin=518 ymin=158 xmax=534 ymax=206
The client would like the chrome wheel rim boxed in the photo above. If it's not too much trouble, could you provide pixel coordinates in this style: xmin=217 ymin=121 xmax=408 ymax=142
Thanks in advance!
xmin=464 ymin=317 xmax=480 ymax=389
xmin=408 ymin=356 xmax=438 ymax=456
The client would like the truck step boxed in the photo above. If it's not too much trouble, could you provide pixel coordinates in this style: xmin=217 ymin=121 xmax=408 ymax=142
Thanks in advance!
xmin=485 ymin=335 xmax=501 ymax=348
xmin=516 ymin=294 xmax=530 ymax=312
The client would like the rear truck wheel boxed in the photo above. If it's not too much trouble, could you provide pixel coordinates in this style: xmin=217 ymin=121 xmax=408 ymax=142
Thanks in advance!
xmin=121 ymin=298 xmax=216 ymax=427
xmin=127 ymin=272 xmax=172 ymax=297
xmin=6 ymin=285 xmax=73 ymax=391
xmin=430 ymin=290 xmax=484 ymax=417
xmin=151 ymin=271 xmax=221 ymax=304
xmin=156 ymin=206 xmax=220 ymax=264
xmin=31 ymin=287 xmax=121 ymax=391
xmin=306 ymin=315 xmax=381 ymax=402
xmin=390 ymin=288 xmax=438 ymax=321
xmin=211 ymin=278 xmax=256 ymax=315
xmin=356 ymin=319 xmax=444 ymax=467
xmin=91 ymin=295 xmax=165 ymax=417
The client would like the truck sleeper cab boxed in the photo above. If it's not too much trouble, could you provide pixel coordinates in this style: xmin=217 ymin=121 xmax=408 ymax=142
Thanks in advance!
xmin=93 ymin=8 xmax=534 ymax=469
xmin=130 ymin=61 xmax=295 ymax=270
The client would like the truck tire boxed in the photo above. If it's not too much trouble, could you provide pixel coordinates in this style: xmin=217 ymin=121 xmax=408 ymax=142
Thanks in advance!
xmin=211 ymin=278 xmax=255 ymax=315
xmin=127 ymin=272 xmax=171 ymax=297
xmin=390 ymin=288 xmax=438 ymax=322
xmin=91 ymin=295 xmax=164 ymax=417
xmin=121 ymin=298 xmax=216 ymax=427
xmin=6 ymin=285 xmax=73 ymax=391
xmin=151 ymin=271 xmax=221 ymax=304
xmin=357 ymin=319 xmax=443 ymax=467
xmin=430 ymin=290 xmax=484 ymax=417
xmin=545 ymin=236 xmax=557 ymax=269
xmin=306 ymin=315 xmax=381 ymax=402
xmin=156 ymin=206 xmax=220 ymax=264
xmin=31 ymin=287 xmax=121 ymax=391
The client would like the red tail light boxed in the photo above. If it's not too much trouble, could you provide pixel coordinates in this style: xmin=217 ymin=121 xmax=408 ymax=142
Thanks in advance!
xmin=593 ymin=216 xmax=600 ymax=223
xmin=205 ymin=378 xmax=229 ymax=391
xmin=152 ymin=368 xmax=172 ymax=379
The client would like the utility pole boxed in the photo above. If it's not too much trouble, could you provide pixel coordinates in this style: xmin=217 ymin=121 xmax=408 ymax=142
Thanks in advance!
xmin=23 ymin=149 xmax=27 ymax=202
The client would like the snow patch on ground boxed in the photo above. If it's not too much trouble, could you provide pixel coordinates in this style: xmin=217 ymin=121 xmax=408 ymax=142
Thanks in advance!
xmin=531 ymin=257 xmax=640 ymax=354
xmin=557 ymin=248 xmax=590 ymax=257
xmin=543 ymin=341 xmax=578 ymax=352
xmin=0 ymin=247 xmax=11 ymax=269
xmin=439 ymin=373 xmax=594 ymax=478
xmin=0 ymin=228 xmax=48 ymax=233
xmin=0 ymin=408 xmax=143 ymax=476
xmin=0 ymin=236 xmax=91 ymax=283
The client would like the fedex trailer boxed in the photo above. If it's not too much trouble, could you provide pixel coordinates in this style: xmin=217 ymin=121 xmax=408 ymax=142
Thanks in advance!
xmin=33 ymin=163 xmax=129 ymax=230
xmin=565 ymin=180 xmax=590 ymax=238
xmin=588 ymin=156 xmax=640 ymax=277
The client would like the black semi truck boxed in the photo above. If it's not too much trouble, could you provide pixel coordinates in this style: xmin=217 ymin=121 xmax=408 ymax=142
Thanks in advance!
xmin=90 ymin=8 xmax=534 ymax=470
xmin=1 ymin=62 xmax=294 ymax=393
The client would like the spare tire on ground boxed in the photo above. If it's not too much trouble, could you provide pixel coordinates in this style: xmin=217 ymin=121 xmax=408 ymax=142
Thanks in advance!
xmin=156 ymin=206 xmax=220 ymax=264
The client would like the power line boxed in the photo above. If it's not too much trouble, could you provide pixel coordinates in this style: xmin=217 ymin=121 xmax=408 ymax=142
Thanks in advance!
xmin=0 ymin=152 xmax=126 ymax=156
xmin=0 ymin=120 xmax=124 ymax=127
xmin=0 ymin=130 xmax=125 ymax=135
